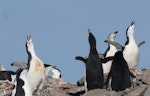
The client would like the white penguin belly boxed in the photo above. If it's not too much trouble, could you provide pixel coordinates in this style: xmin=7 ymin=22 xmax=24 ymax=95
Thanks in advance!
xmin=103 ymin=61 xmax=113 ymax=74
xmin=21 ymin=73 xmax=32 ymax=96
xmin=27 ymin=59 xmax=46 ymax=92
xmin=123 ymin=44 xmax=139 ymax=69
xmin=103 ymin=47 xmax=117 ymax=74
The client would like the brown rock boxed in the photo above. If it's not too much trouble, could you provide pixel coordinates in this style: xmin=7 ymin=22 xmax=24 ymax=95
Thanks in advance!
xmin=1 ymin=69 xmax=150 ymax=96
xmin=0 ymin=82 xmax=14 ymax=96
xmin=143 ymin=86 xmax=150 ymax=96
xmin=82 ymin=89 xmax=111 ymax=96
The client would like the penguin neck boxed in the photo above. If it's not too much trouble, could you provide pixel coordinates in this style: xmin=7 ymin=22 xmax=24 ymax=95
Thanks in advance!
xmin=89 ymin=41 xmax=97 ymax=54
xmin=27 ymin=48 xmax=37 ymax=66
xmin=128 ymin=35 xmax=135 ymax=43
xmin=29 ymin=48 xmax=37 ymax=58
xmin=109 ymin=43 xmax=116 ymax=50
xmin=108 ymin=39 xmax=116 ymax=51
xmin=109 ymin=38 xmax=115 ymax=41
xmin=90 ymin=47 xmax=97 ymax=54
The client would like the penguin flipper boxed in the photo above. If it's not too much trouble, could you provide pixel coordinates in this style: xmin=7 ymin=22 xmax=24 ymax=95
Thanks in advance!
xmin=75 ymin=56 xmax=87 ymax=64
xmin=105 ymin=40 xmax=123 ymax=50
xmin=11 ymin=61 xmax=27 ymax=69
xmin=138 ymin=41 xmax=145 ymax=48
xmin=102 ymin=56 xmax=114 ymax=63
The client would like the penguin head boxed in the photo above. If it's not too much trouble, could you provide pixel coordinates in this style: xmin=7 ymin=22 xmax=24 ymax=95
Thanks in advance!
xmin=114 ymin=51 xmax=123 ymax=58
xmin=88 ymin=29 xmax=96 ymax=49
xmin=108 ymin=31 xmax=118 ymax=41
xmin=113 ymin=51 xmax=125 ymax=65
xmin=26 ymin=36 xmax=35 ymax=53
xmin=126 ymin=21 xmax=135 ymax=37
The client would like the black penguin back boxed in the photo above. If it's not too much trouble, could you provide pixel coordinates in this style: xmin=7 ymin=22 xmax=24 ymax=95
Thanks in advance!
xmin=86 ymin=32 xmax=104 ymax=90
xmin=111 ymin=51 xmax=131 ymax=92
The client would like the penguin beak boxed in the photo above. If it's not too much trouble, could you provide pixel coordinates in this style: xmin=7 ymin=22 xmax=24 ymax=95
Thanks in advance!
xmin=131 ymin=21 xmax=135 ymax=26
xmin=27 ymin=35 xmax=31 ymax=41
xmin=114 ymin=31 xmax=118 ymax=34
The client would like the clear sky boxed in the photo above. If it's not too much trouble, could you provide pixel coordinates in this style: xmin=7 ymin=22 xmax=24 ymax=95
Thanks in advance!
xmin=0 ymin=0 xmax=149 ymax=84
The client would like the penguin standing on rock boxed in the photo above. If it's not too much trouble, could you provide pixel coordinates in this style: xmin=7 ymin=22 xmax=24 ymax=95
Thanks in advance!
xmin=77 ymin=31 xmax=104 ymax=91
xmin=76 ymin=31 xmax=117 ymax=86
xmin=123 ymin=21 xmax=140 ymax=69
xmin=106 ymin=51 xmax=135 ymax=92
xmin=75 ymin=30 xmax=113 ymax=91
xmin=26 ymin=36 xmax=46 ymax=94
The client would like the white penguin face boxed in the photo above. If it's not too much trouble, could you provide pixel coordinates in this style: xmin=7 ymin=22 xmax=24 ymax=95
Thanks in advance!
xmin=108 ymin=31 xmax=118 ymax=41
xmin=26 ymin=36 xmax=34 ymax=53
xmin=127 ymin=21 xmax=134 ymax=37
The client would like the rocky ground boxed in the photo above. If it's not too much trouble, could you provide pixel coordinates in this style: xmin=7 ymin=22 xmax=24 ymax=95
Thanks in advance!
xmin=1 ymin=69 xmax=150 ymax=96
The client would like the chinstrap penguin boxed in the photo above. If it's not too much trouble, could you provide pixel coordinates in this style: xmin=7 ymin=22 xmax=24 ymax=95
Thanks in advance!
xmin=105 ymin=51 xmax=135 ymax=92
xmin=75 ymin=30 xmax=113 ymax=91
xmin=26 ymin=36 xmax=46 ymax=94
xmin=76 ymin=31 xmax=116 ymax=87
xmin=76 ymin=31 xmax=104 ymax=91
xmin=123 ymin=21 xmax=140 ymax=69
xmin=11 ymin=62 xmax=61 ymax=79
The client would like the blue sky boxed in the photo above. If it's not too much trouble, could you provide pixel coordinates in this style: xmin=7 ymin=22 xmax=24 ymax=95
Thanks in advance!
xmin=0 ymin=1 xmax=149 ymax=84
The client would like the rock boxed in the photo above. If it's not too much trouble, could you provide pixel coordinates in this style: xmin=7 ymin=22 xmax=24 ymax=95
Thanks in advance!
xmin=126 ymin=84 xmax=148 ymax=96
xmin=38 ymin=78 xmax=75 ymax=96
xmin=1 ymin=68 xmax=150 ymax=96
xmin=143 ymin=86 xmax=150 ymax=96
xmin=82 ymin=89 xmax=111 ymax=96
xmin=138 ymin=69 xmax=150 ymax=84
xmin=77 ymin=76 xmax=85 ymax=86
xmin=0 ymin=82 xmax=14 ymax=96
